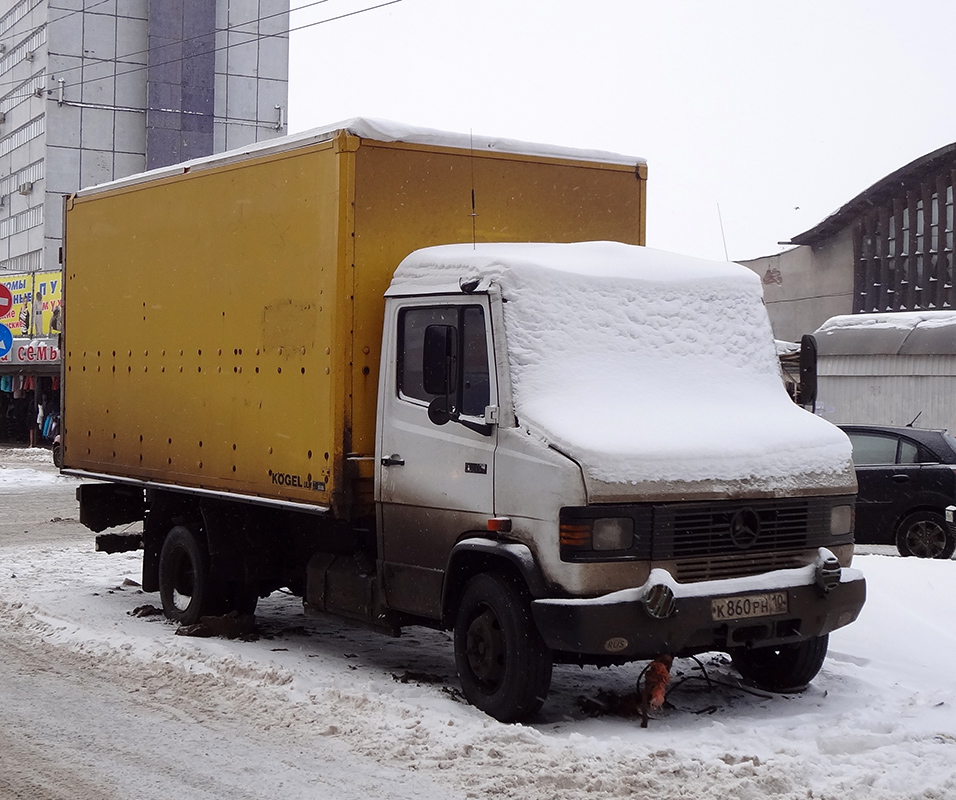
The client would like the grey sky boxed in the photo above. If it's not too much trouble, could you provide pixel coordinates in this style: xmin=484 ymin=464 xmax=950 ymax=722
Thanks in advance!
xmin=288 ymin=0 xmax=956 ymax=261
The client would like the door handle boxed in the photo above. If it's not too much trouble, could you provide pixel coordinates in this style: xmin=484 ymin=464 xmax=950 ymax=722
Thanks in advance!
xmin=892 ymin=474 xmax=910 ymax=483
xmin=381 ymin=454 xmax=405 ymax=467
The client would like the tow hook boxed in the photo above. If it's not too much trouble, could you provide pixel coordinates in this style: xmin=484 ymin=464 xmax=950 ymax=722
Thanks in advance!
xmin=642 ymin=583 xmax=677 ymax=619
xmin=815 ymin=549 xmax=842 ymax=594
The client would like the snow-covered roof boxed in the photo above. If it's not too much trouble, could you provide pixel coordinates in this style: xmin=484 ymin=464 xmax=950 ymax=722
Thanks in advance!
xmin=394 ymin=242 xmax=853 ymax=500
xmin=75 ymin=118 xmax=644 ymax=197
xmin=815 ymin=310 xmax=956 ymax=356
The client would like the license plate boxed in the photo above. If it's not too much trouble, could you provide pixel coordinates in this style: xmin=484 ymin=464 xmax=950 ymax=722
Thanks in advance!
xmin=711 ymin=591 xmax=788 ymax=622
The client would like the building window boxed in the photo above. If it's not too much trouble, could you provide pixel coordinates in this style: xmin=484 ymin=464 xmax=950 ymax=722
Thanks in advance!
xmin=0 ymin=205 xmax=43 ymax=239
xmin=0 ymin=114 xmax=44 ymax=157
xmin=854 ymin=168 xmax=956 ymax=312
xmin=1 ymin=70 xmax=46 ymax=115
xmin=0 ymin=0 xmax=42 ymax=40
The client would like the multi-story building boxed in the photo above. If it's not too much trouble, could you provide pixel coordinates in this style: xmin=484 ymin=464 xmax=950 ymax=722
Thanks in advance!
xmin=0 ymin=0 xmax=289 ymax=443
xmin=0 ymin=0 xmax=289 ymax=278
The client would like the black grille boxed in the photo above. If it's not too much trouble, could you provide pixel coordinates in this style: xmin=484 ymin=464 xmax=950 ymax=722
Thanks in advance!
xmin=672 ymin=549 xmax=810 ymax=582
xmin=653 ymin=498 xmax=838 ymax=583
xmin=558 ymin=496 xmax=852 ymax=579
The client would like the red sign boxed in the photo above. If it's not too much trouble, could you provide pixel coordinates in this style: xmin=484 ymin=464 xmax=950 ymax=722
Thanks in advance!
xmin=0 ymin=283 xmax=11 ymax=316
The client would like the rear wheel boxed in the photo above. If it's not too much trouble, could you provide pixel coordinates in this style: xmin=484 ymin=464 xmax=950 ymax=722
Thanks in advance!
xmin=730 ymin=634 xmax=829 ymax=692
xmin=454 ymin=573 xmax=553 ymax=722
xmin=158 ymin=526 xmax=214 ymax=624
xmin=895 ymin=511 xmax=955 ymax=559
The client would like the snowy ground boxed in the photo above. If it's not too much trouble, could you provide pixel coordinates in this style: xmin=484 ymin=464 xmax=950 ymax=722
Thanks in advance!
xmin=1 ymin=447 xmax=955 ymax=799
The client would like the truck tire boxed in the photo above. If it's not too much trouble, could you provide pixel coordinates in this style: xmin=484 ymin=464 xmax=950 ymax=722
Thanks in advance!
xmin=730 ymin=634 xmax=829 ymax=692
xmin=895 ymin=511 xmax=955 ymax=559
xmin=158 ymin=526 xmax=214 ymax=625
xmin=453 ymin=573 xmax=552 ymax=722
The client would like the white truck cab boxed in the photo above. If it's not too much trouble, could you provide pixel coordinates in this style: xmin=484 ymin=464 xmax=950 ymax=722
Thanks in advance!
xmin=371 ymin=242 xmax=865 ymax=720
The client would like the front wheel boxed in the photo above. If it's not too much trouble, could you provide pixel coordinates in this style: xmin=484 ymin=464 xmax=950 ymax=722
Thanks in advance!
xmin=454 ymin=573 xmax=553 ymax=722
xmin=158 ymin=526 xmax=214 ymax=624
xmin=730 ymin=634 xmax=829 ymax=692
xmin=895 ymin=511 xmax=955 ymax=559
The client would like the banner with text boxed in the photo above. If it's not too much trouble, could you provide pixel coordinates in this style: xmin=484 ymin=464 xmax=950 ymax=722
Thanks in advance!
xmin=0 ymin=271 xmax=63 ymax=338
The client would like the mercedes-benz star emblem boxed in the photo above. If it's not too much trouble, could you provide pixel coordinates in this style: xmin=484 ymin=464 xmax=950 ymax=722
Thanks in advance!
xmin=729 ymin=508 xmax=761 ymax=549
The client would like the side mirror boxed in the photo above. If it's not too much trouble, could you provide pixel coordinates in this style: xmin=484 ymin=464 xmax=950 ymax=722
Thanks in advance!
xmin=427 ymin=396 xmax=451 ymax=426
xmin=799 ymin=334 xmax=818 ymax=409
xmin=423 ymin=324 xmax=458 ymax=396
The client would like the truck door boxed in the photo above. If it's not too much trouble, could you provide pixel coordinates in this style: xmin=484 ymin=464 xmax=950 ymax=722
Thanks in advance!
xmin=377 ymin=296 xmax=497 ymax=619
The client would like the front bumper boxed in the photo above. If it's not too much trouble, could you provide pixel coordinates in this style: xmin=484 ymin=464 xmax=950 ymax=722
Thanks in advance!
xmin=531 ymin=549 xmax=866 ymax=658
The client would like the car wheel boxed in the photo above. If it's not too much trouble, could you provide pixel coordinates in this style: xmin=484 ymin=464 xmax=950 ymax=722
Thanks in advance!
xmin=730 ymin=634 xmax=829 ymax=692
xmin=454 ymin=573 xmax=553 ymax=722
xmin=158 ymin=525 xmax=214 ymax=624
xmin=895 ymin=511 xmax=955 ymax=559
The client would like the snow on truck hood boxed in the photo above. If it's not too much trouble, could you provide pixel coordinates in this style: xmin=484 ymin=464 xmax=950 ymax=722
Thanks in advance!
xmin=393 ymin=242 xmax=854 ymax=501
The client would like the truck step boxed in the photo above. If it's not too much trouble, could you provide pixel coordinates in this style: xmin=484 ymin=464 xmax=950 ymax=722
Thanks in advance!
xmin=95 ymin=531 xmax=144 ymax=553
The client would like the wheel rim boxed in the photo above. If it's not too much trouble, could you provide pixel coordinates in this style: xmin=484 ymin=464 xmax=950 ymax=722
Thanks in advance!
xmin=464 ymin=606 xmax=505 ymax=690
xmin=169 ymin=548 xmax=196 ymax=612
xmin=904 ymin=519 xmax=946 ymax=558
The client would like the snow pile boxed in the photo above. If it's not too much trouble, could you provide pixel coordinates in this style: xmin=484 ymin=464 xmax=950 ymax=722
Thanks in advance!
xmin=0 ymin=465 xmax=70 ymax=489
xmin=394 ymin=242 xmax=852 ymax=498
xmin=817 ymin=309 xmax=956 ymax=334
xmin=2 ymin=539 xmax=955 ymax=800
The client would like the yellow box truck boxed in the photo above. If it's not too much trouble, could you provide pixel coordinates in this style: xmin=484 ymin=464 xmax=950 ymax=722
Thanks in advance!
xmin=64 ymin=120 xmax=864 ymax=722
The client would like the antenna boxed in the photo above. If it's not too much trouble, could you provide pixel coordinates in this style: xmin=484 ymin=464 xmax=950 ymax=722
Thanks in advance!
xmin=470 ymin=129 xmax=477 ymax=248
xmin=716 ymin=202 xmax=729 ymax=261
xmin=906 ymin=411 xmax=922 ymax=428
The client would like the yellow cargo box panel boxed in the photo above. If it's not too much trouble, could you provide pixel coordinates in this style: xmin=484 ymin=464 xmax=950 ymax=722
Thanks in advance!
xmin=64 ymin=141 xmax=350 ymax=509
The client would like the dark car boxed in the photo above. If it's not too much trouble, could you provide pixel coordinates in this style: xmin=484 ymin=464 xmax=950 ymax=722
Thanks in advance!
xmin=840 ymin=424 xmax=956 ymax=559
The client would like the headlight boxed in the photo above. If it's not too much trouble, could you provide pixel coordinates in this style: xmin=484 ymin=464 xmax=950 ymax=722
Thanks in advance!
xmin=560 ymin=516 xmax=636 ymax=559
xmin=592 ymin=518 xmax=635 ymax=550
xmin=830 ymin=504 xmax=854 ymax=536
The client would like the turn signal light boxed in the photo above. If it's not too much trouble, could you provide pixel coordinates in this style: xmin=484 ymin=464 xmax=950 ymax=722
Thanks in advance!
xmin=560 ymin=522 xmax=592 ymax=547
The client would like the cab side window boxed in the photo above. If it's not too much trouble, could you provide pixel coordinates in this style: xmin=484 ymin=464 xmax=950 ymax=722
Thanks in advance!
xmin=398 ymin=307 xmax=457 ymax=404
xmin=397 ymin=305 xmax=490 ymax=417
xmin=460 ymin=306 xmax=490 ymax=416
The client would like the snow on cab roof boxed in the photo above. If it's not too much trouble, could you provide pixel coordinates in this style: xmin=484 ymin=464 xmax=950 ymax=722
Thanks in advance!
xmin=395 ymin=242 xmax=853 ymax=500
xmin=393 ymin=241 xmax=743 ymax=288
xmin=75 ymin=118 xmax=644 ymax=196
